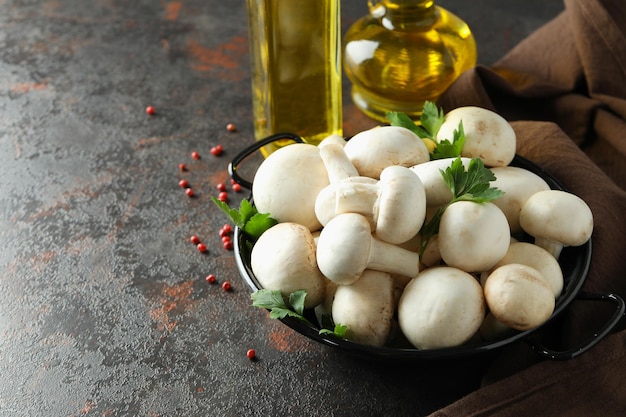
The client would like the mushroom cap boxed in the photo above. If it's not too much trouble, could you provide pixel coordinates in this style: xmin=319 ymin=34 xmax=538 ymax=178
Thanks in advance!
xmin=436 ymin=106 xmax=516 ymax=167
xmin=484 ymin=263 xmax=555 ymax=331
xmin=374 ymin=165 xmax=426 ymax=244
xmin=332 ymin=270 xmax=395 ymax=347
xmin=251 ymin=222 xmax=327 ymax=308
xmin=482 ymin=241 xmax=564 ymax=297
xmin=252 ymin=143 xmax=329 ymax=232
xmin=519 ymin=190 xmax=594 ymax=247
xmin=314 ymin=176 xmax=379 ymax=227
xmin=398 ymin=266 xmax=485 ymax=349
xmin=490 ymin=166 xmax=551 ymax=234
xmin=438 ymin=201 xmax=510 ymax=272
xmin=316 ymin=213 xmax=373 ymax=285
xmin=410 ymin=157 xmax=472 ymax=207
xmin=343 ymin=125 xmax=430 ymax=179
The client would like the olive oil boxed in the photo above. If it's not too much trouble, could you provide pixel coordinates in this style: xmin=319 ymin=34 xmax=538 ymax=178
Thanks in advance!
xmin=246 ymin=0 xmax=342 ymax=157
xmin=343 ymin=0 xmax=476 ymax=122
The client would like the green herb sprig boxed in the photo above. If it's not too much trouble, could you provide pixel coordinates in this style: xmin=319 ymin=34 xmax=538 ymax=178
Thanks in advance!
xmin=387 ymin=101 xmax=466 ymax=160
xmin=211 ymin=197 xmax=277 ymax=241
xmin=251 ymin=289 xmax=347 ymax=338
xmin=419 ymin=157 xmax=504 ymax=258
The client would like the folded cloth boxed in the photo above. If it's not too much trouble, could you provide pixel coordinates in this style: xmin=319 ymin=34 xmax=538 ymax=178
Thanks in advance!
xmin=430 ymin=0 xmax=626 ymax=415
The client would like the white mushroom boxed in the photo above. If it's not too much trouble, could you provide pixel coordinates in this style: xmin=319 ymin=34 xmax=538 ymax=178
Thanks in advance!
xmin=318 ymin=142 xmax=359 ymax=183
xmin=317 ymin=134 xmax=347 ymax=149
xmin=316 ymin=213 xmax=421 ymax=285
xmin=480 ymin=241 xmax=564 ymax=297
xmin=343 ymin=125 xmax=430 ymax=179
xmin=438 ymin=201 xmax=510 ymax=272
xmin=436 ymin=106 xmax=516 ymax=167
xmin=252 ymin=143 xmax=329 ymax=231
xmin=315 ymin=177 xmax=379 ymax=228
xmin=332 ymin=270 xmax=395 ymax=347
xmin=519 ymin=190 xmax=594 ymax=259
xmin=251 ymin=222 xmax=327 ymax=309
xmin=409 ymin=157 xmax=472 ymax=207
xmin=490 ymin=166 xmax=551 ymax=235
xmin=315 ymin=166 xmax=426 ymax=244
xmin=483 ymin=263 xmax=555 ymax=331
xmin=398 ymin=266 xmax=485 ymax=349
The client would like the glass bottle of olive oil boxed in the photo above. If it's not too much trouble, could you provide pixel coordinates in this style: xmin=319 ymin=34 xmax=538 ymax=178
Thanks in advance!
xmin=343 ymin=0 xmax=476 ymax=123
xmin=246 ymin=0 xmax=343 ymax=157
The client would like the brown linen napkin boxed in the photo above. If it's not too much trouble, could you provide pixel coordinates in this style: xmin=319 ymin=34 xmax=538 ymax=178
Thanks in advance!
xmin=429 ymin=0 xmax=626 ymax=415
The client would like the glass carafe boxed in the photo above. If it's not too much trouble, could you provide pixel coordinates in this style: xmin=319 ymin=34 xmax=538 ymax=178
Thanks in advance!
xmin=246 ymin=0 xmax=343 ymax=157
xmin=343 ymin=0 xmax=477 ymax=122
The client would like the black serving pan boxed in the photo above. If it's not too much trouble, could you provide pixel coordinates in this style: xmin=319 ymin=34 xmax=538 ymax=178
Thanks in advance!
xmin=229 ymin=133 xmax=625 ymax=361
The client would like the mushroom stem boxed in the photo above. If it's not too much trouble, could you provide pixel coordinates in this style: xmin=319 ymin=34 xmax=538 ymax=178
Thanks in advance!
xmin=319 ymin=142 xmax=359 ymax=183
xmin=368 ymin=238 xmax=420 ymax=279
xmin=532 ymin=237 xmax=565 ymax=259
xmin=316 ymin=213 xmax=420 ymax=285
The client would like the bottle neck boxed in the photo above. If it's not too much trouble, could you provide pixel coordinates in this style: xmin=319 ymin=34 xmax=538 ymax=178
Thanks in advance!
xmin=369 ymin=0 xmax=438 ymax=30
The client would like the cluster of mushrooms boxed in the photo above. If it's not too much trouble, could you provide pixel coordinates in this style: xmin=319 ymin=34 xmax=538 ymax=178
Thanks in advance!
xmin=248 ymin=106 xmax=594 ymax=350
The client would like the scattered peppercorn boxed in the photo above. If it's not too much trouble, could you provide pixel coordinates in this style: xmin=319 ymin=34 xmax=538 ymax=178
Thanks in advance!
xmin=217 ymin=183 xmax=227 ymax=192
xmin=232 ymin=183 xmax=242 ymax=193
xmin=191 ymin=151 xmax=200 ymax=160
xmin=221 ymin=236 xmax=231 ymax=244
xmin=190 ymin=235 xmax=201 ymax=245
xmin=179 ymin=179 xmax=189 ymax=188
xmin=218 ymin=191 xmax=228 ymax=202
xmin=246 ymin=349 xmax=256 ymax=360
xmin=197 ymin=242 xmax=207 ymax=253
xmin=223 ymin=240 xmax=233 ymax=251
xmin=178 ymin=163 xmax=187 ymax=171
xmin=185 ymin=188 xmax=195 ymax=197
xmin=145 ymin=105 xmax=155 ymax=115
xmin=226 ymin=123 xmax=237 ymax=132
xmin=221 ymin=281 xmax=231 ymax=291
xmin=221 ymin=224 xmax=233 ymax=234
xmin=205 ymin=274 xmax=216 ymax=284
xmin=210 ymin=145 xmax=223 ymax=156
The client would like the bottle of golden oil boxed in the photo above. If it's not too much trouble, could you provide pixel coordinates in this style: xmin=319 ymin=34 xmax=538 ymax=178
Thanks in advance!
xmin=246 ymin=0 xmax=342 ymax=157
xmin=343 ymin=0 xmax=476 ymax=123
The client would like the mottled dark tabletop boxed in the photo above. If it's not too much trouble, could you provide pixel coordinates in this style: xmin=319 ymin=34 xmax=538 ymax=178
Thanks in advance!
xmin=0 ymin=1 xmax=564 ymax=416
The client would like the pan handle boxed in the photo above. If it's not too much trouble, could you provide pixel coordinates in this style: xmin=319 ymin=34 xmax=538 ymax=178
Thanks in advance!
xmin=228 ymin=132 xmax=304 ymax=190
xmin=527 ymin=292 xmax=625 ymax=360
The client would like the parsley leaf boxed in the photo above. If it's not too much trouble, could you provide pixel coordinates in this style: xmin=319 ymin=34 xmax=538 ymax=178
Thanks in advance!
xmin=387 ymin=111 xmax=429 ymax=138
xmin=419 ymin=157 xmax=504 ymax=258
xmin=211 ymin=197 xmax=277 ymax=241
xmin=251 ymin=289 xmax=347 ymax=339
xmin=387 ymin=101 xmax=466 ymax=160
xmin=386 ymin=101 xmax=444 ymax=140
xmin=420 ymin=101 xmax=445 ymax=139
xmin=431 ymin=120 xmax=465 ymax=160
xmin=319 ymin=323 xmax=348 ymax=338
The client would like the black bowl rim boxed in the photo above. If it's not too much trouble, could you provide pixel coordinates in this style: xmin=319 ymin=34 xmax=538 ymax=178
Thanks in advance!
xmin=233 ymin=154 xmax=592 ymax=360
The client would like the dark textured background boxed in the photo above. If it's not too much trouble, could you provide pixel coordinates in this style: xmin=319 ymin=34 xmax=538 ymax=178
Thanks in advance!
xmin=0 ymin=1 xmax=563 ymax=415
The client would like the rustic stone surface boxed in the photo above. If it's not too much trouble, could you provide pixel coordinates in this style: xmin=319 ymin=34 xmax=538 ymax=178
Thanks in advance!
xmin=0 ymin=1 xmax=561 ymax=415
